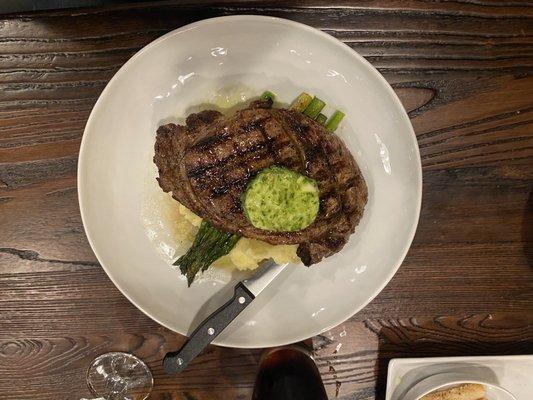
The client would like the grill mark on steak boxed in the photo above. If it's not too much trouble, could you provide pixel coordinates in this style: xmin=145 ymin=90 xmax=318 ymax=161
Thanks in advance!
xmin=186 ymin=118 xmax=281 ymax=177
xmin=257 ymin=124 xmax=281 ymax=166
xmin=211 ymin=175 xmax=250 ymax=197
xmin=189 ymin=131 xmax=227 ymax=150
xmin=189 ymin=141 xmax=276 ymax=196
xmin=187 ymin=132 xmax=297 ymax=194
xmin=154 ymin=100 xmax=368 ymax=265
xmin=190 ymin=119 xmax=267 ymax=152
xmin=187 ymin=139 xmax=273 ymax=178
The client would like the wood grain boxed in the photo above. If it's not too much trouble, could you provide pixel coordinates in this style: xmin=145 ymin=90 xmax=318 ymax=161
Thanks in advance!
xmin=0 ymin=313 xmax=530 ymax=399
xmin=0 ymin=1 xmax=532 ymax=399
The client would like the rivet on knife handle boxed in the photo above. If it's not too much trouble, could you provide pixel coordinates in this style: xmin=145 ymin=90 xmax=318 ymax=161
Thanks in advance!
xmin=163 ymin=282 xmax=255 ymax=374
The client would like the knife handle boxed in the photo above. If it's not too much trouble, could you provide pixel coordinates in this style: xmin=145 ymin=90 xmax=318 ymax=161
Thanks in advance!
xmin=163 ymin=282 xmax=255 ymax=374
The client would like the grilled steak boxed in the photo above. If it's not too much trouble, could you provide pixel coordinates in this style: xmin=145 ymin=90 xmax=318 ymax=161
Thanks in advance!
xmin=154 ymin=99 xmax=367 ymax=265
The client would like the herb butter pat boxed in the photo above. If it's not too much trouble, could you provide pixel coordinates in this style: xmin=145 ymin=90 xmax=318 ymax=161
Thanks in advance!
xmin=242 ymin=166 xmax=320 ymax=232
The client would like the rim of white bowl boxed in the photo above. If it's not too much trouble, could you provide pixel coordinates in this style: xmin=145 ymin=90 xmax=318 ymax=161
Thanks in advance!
xmin=78 ymin=15 xmax=423 ymax=348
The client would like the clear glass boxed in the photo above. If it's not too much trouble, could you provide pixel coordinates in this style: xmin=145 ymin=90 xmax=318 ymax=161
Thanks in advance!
xmin=85 ymin=352 xmax=153 ymax=400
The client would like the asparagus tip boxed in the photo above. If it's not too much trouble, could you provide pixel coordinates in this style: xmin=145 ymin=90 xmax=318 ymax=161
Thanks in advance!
xmin=325 ymin=110 xmax=345 ymax=132
xmin=303 ymin=96 xmax=326 ymax=119
xmin=260 ymin=90 xmax=276 ymax=102
xmin=316 ymin=113 xmax=327 ymax=125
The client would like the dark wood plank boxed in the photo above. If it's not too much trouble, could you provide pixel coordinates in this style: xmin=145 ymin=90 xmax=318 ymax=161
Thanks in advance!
xmin=0 ymin=1 xmax=532 ymax=399
xmin=0 ymin=313 xmax=530 ymax=399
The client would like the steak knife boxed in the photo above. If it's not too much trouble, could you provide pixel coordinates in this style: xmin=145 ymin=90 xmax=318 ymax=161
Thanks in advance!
xmin=163 ymin=259 xmax=287 ymax=374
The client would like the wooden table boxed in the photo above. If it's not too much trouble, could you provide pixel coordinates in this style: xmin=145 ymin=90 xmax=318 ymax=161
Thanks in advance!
xmin=1 ymin=2 xmax=532 ymax=399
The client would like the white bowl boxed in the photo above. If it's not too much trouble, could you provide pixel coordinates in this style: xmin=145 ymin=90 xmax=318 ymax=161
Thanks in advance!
xmin=78 ymin=15 xmax=422 ymax=347
xmin=403 ymin=373 xmax=517 ymax=400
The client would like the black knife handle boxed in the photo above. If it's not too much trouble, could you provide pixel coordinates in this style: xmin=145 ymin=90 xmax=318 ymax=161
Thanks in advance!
xmin=163 ymin=282 xmax=255 ymax=374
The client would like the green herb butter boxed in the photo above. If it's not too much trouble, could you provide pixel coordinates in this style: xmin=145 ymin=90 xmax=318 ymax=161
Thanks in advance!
xmin=242 ymin=166 xmax=320 ymax=232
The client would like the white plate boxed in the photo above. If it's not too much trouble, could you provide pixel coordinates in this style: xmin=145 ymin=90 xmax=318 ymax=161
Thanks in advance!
xmin=386 ymin=355 xmax=533 ymax=400
xmin=78 ymin=16 xmax=422 ymax=348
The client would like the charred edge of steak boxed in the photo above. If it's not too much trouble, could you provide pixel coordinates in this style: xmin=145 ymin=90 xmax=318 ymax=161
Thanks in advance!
xmin=186 ymin=110 xmax=223 ymax=132
xmin=249 ymin=98 xmax=273 ymax=109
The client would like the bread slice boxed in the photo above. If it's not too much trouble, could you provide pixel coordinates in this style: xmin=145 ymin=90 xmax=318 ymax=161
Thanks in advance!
xmin=420 ymin=383 xmax=486 ymax=400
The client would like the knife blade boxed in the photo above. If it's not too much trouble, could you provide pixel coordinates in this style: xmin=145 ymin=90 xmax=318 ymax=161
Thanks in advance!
xmin=241 ymin=258 xmax=286 ymax=297
xmin=163 ymin=259 xmax=287 ymax=374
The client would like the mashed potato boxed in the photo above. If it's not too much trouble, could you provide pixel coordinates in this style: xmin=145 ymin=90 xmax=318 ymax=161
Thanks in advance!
xmin=178 ymin=203 xmax=299 ymax=270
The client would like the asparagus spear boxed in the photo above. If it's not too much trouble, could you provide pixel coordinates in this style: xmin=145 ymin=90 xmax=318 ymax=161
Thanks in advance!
xmin=316 ymin=113 xmax=327 ymax=125
xmin=289 ymin=92 xmax=313 ymax=112
xmin=325 ymin=110 xmax=345 ymax=132
xmin=290 ymin=93 xmax=345 ymax=131
xmin=303 ymin=97 xmax=326 ymax=119
xmin=174 ymin=221 xmax=240 ymax=286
